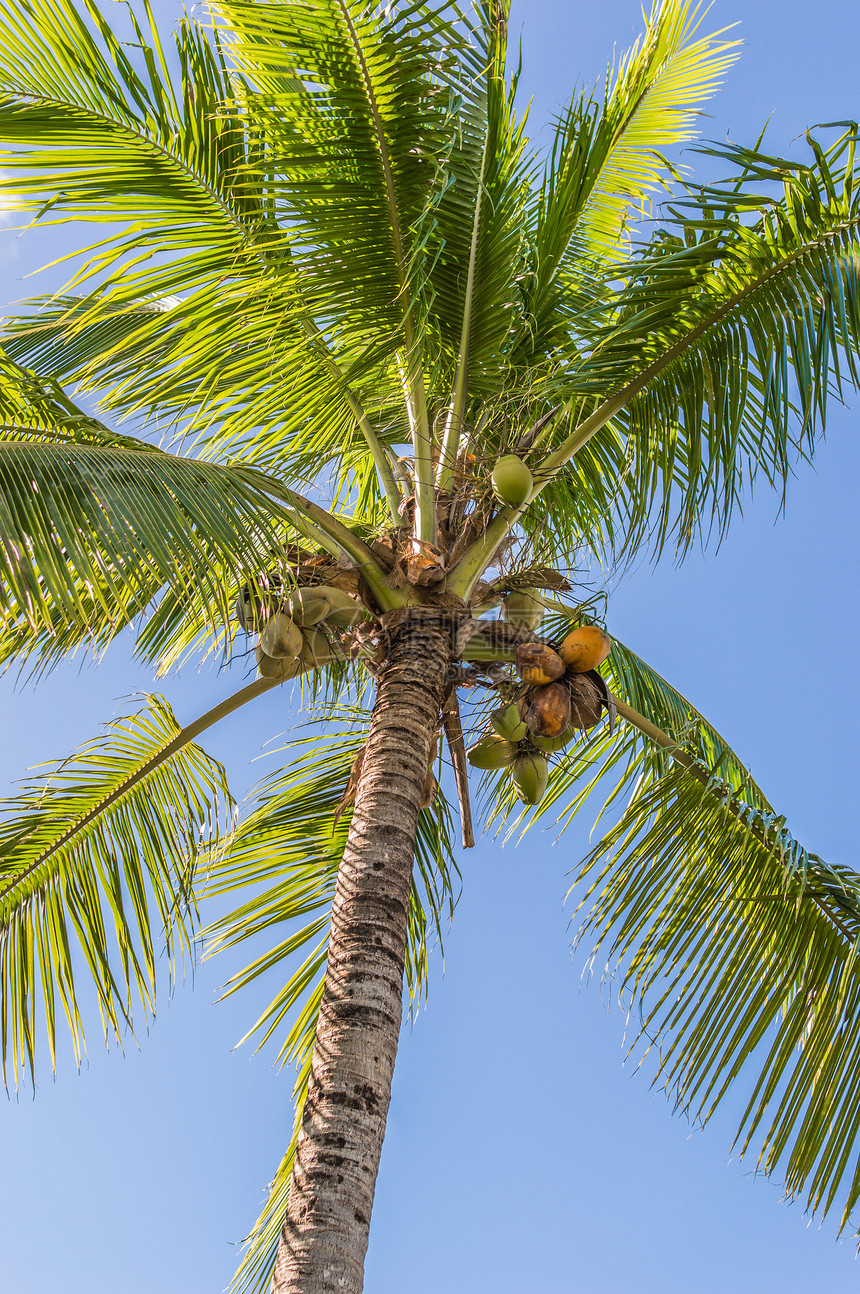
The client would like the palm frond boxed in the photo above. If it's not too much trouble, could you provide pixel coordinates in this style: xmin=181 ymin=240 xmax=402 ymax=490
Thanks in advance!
xmin=0 ymin=342 xmax=148 ymax=450
xmin=485 ymin=610 xmax=860 ymax=1239
xmin=0 ymin=0 xmax=272 ymax=278
xmin=214 ymin=0 xmax=459 ymax=343
xmin=0 ymin=439 xmax=314 ymax=653
xmin=461 ymin=126 xmax=860 ymax=584
xmin=202 ymin=723 xmax=458 ymax=1294
xmin=430 ymin=1 xmax=532 ymax=432
xmin=0 ymin=694 xmax=234 ymax=1086
xmin=566 ymin=0 xmax=736 ymax=255
xmin=506 ymin=0 xmax=736 ymax=367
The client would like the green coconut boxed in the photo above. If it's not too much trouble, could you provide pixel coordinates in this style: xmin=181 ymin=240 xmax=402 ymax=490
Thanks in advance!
xmin=299 ymin=627 xmax=337 ymax=669
xmin=530 ymin=728 xmax=575 ymax=753
xmin=492 ymin=454 xmax=533 ymax=508
xmin=511 ymin=752 xmax=549 ymax=804
xmin=260 ymin=611 xmax=304 ymax=660
xmin=503 ymin=590 xmax=544 ymax=632
xmin=255 ymin=644 xmax=303 ymax=682
xmin=285 ymin=585 xmax=366 ymax=629
xmin=235 ymin=590 xmax=264 ymax=633
xmin=466 ymin=733 xmax=518 ymax=770
xmin=491 ymin=704 xmax=529 ymax=742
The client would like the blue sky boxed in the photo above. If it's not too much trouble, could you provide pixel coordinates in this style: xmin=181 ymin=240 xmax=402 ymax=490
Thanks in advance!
xmin=1 ymin=1 xmax=860 ymax=1291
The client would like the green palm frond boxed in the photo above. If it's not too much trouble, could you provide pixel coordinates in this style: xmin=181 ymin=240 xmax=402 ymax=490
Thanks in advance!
xmin=215 ymin=0 xmax=459 ymax=344
xmin=574 ymin=759 xmax=860 ymax=1237
xmin=0 ymin=439 xmax=258 ymax=643
xmin=429 ymin=1 xmax=532 ymax=431
xmin=0 ymin=432 xmax=376 ymax=659
xmin=202 ymin=725 xmax=458 ymax=1294
xmin=0 ymin=343 xmax=148 ymax=450
xmin=509 ymin=0 xmax=737 ymax=363
xmin=484 ymin=608 xmax=860 ymax=1238
xmin=0 ymin=694 xmax=233 ymax=1086
xmin=0 ymin=0 xmax=272 ymax=280
xmin=463 ymin=126 xmax=860 ymax=582
xmin=563 ymin=0 xmax=737 ymax=254
xmin=602 ymin=138 xmax=860 ymax=558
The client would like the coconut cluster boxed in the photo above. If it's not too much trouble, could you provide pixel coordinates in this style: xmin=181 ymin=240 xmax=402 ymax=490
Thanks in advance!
xmin=466 ymin=625 xmax=612 ymax=805
xmin=238 ymin=583 xmax=367 ymax=681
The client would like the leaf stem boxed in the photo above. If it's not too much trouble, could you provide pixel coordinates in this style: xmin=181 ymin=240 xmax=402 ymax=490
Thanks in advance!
xmin=436 ymin=134 xmax=489 ymax=491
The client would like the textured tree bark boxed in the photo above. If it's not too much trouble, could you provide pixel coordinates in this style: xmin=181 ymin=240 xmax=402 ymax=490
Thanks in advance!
xmin=270 ymin=610 xmax=453 ymax=1294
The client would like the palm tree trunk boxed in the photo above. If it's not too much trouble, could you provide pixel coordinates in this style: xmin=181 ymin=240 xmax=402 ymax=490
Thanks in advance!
xmin=270 ymin=610 xmax=454 ymax=1294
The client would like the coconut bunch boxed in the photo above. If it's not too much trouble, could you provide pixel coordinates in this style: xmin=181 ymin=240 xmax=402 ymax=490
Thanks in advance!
xmin=236 ymin=583 xmax=368 ymax=682
xmin=466 ymin=625 xmax=612 ymax=805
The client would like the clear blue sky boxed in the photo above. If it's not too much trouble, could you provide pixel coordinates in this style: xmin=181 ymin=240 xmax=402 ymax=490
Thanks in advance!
xmin=1 ymin=2 xmax=860 ymax=1292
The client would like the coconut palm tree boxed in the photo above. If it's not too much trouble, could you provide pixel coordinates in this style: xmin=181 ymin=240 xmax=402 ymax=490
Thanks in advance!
xmin=2 ymin=0 xmax=860 ymax=1291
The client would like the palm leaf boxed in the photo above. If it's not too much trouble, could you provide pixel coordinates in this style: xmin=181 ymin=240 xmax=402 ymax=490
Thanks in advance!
xmin=0 ymin=693 xmax=234 ymax=1086
xmin=0 ymin=0 xmax=271 ymax=278
xmin=429 ymin=0 xmax=531 ymax=429
xmin=485 ymin=608 xmax=860 ymax=1238
xmin=202 ymin=723 xmax=459 ymax=1294
xmin=214 ymin=0 xmax=459 ymax=342
xmin=0 ymin=440 xmax=283 ymax=643
xmin=506 ymin=0 xmax=737 ymax=367
xmin=452 ymin=126 xmax=860 ymax=592
xmin=574 ymin=128 xmax=860 ymax=556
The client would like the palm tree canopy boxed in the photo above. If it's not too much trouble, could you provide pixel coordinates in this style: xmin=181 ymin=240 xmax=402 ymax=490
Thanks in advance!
xmin=2 ymin=0 xmax=860 ymax=1289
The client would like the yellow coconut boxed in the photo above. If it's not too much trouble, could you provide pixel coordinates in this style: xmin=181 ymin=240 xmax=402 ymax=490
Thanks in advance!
xmin=516 ymin=642 xmax=565 ymax=685
xmin=511 ymin=752 xmax=549 ymax=805
xmin=491 ymin=454 xmax=533 ymax=508
xmin=558 ymin=624 xmax=611 ymax=673
xmin=466 ymin=734 xmax=519 ymax=770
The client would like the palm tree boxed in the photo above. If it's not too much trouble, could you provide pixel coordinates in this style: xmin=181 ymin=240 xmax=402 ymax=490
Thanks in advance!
xmin=2 ymin=0 xmax=860 ymax=1290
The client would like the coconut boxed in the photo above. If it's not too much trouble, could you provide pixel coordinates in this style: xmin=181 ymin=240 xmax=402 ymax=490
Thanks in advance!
xmin=299 ymin=627 xmax=337 ymax=669
xmin=569 ymin=673 xmax=605 ymax=730
xmin=260 ymin=611 xmax=304 ymax=660
xmin=491 ymin=455 xmax=533 ymax=508
xmin=491 ymin=704 xmax=529 ymax=742
xmin=281 ymin=585 xmax=365 ymax=629
xmin=282 ymin=587 xmax=334 ymax=627
xmin=321 ymin=587 xmax=367 ymax=628
xmin=558 ymin=624 xmax=611 ymax=673
xmin=518 ymin=681 xmax=571 ymax=738
xmin=503 ymin=590 xmax=544 ymax=632
xmin=466 ymin=733 xmax=518 ymax=770
xmin=255 ymin=644 xmax=302 ymax=682
xmin=531 ymin=728 xmax=575 ymax=753
xmin=511 ymin=752 xmax=549 ymax=805
xmin=516 ymin=642 xmax=565 ymax=685
xmin=235 ymin=590 xmax=264 ymax=633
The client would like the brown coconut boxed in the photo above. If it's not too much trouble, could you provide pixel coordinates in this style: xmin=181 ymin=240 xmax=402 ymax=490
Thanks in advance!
xmin=568 ymin=673 xmax=605 ymax=730
xmin=518 ymin=681 xmax=571 ymax=738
